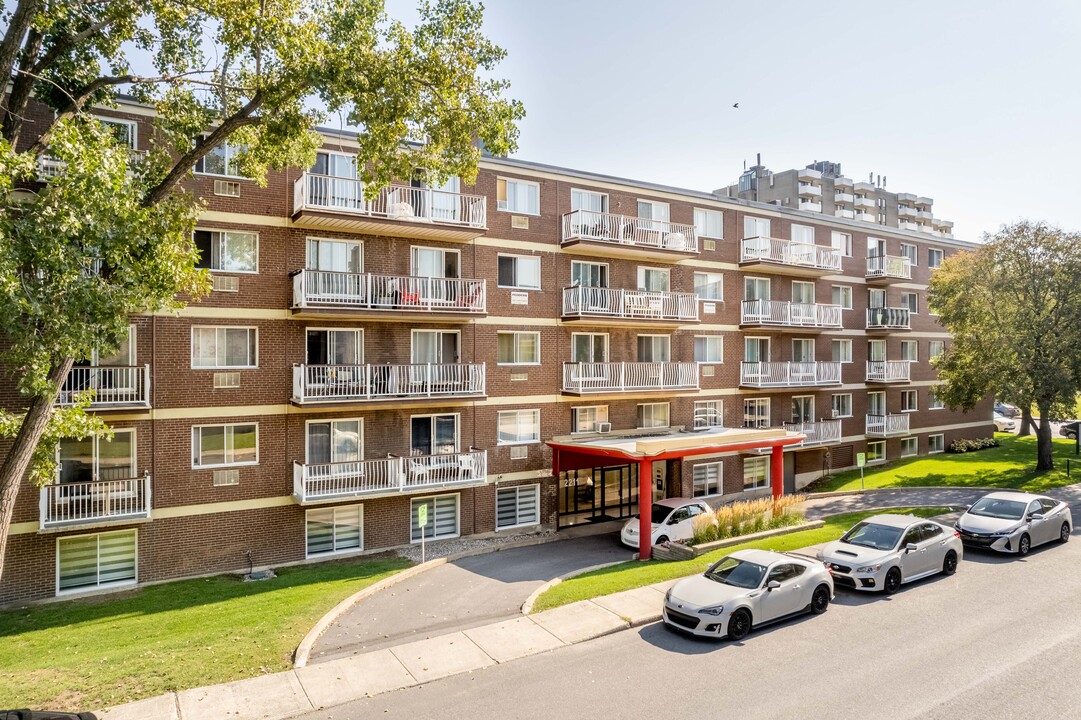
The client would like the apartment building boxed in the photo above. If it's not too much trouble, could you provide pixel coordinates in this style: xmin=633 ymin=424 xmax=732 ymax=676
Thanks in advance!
xmin=721 ymin=160 xmax=956 ymax=239
xmin=0 ymin=99 xmax=992 ymax=604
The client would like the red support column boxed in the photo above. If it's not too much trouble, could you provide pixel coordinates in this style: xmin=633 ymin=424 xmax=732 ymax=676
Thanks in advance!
xmin=770 ymin=443 xmax=784 ymax=498
xmin=638 ymin=458 xmax=653 ymax=561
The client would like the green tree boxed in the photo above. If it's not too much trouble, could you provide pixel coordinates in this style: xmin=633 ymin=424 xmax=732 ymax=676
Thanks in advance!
xmin=929 ymin=220 xmax=1081 ymax=470
xmin=0 ymin=0 xmax=523 ymax=581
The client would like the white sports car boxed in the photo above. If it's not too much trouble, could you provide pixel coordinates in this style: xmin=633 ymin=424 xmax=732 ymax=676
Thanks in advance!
xmin=621 ymin=498 xmax=711 ymax=549
xmin=818 ymin=514 xmax=963 ymax=593
xmin=662 ymin=548 xmax=834 ymax=640
xmin=956 ymin=491 xmax=1072 ymax=555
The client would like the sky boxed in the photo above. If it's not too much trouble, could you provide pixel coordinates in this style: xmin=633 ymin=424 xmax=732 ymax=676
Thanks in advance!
xmin=377 ymin=0 xmax=1081 ymax=241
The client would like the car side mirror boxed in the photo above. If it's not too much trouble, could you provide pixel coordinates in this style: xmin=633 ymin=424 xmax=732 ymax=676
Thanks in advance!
xmin=905 ymin=543 xmax=918 ymax=553
xmin=766 ymin=580 xmax=781 ymax=590
xmin=963 ymin=504 xmax=971 ymax=511
xmin=1030 ymin=513 xmax=1045 ymax=521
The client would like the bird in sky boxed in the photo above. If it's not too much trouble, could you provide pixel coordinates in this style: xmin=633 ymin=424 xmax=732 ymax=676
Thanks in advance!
xmin=732 ymin=103 xmax=739 ymax=108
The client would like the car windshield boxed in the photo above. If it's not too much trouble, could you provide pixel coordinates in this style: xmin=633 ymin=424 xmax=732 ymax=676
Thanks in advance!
xmin=704 ymin=557 xmax=767 ymax=589
xmin=968 ymin=498 xmax=1026 ymax=520
xmin=840 ymin=522 xmax=904 ymax=551
xmin=649 ymin=506 xmax=673 ymax=524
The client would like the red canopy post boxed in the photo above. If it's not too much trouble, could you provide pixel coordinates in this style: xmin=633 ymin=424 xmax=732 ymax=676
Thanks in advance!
xmin=770 ymin=442 xmax=784 ymax=498
xmin=638 ymin=457 xmax=653 ymax=560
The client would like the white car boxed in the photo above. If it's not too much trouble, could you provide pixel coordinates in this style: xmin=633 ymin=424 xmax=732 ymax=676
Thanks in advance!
xmin=993 ymin=413 xmax=1017 ymax=432
xmin=662 ymin=549 xmax=834 ymax=640
xmin=819 ymin=514 xmax=963 ymax=594
xmin=956 ymin=491 xmax=1072 ymax=555
xmin=620 ymin=498 xmax=711 ymax=549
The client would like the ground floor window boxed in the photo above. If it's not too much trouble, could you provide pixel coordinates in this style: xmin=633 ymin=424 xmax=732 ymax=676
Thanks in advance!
xmin=306 ymin=504 xmax=363 ymax=556
xmin=928 ymin=434 xmax=945 ymax=454
xmin=496 ymin=484 xmax=540 ymax=529
xmin=901 ymin=437 xmax=918 ymax=457
xmin=57 ymin=529 xmax=137 ymax=594
xmin=743 ymin=456 xmax=769 ymax=491
xmin=867 ymin=440 xmax=886 ymax=463
xmin=692 ymin=461 xmax=722 ymax=497
xmin=411 ymin=494 xmax=459 ymax=541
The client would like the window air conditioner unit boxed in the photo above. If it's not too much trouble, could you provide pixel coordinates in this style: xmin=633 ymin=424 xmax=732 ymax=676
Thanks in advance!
xmin=595 ymin=422 xmax=612 ymax=433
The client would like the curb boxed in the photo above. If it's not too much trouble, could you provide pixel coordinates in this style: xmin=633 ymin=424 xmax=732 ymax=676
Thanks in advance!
xmin=521 ymin=560 xmax=624 ymax=615
xmin=807 ymin=486 xmax=1005 ymax=499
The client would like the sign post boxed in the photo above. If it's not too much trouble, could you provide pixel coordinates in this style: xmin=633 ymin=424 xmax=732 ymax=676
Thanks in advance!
xmin=417 ymin=503 xmax=428 ymax=564
xmin=856 ymin=452 xmax=866 ymax=490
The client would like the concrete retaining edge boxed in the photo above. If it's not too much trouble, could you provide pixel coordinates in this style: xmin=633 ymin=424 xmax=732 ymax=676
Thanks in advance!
xmin=807 ymin=486 xmax=1004 ymax=499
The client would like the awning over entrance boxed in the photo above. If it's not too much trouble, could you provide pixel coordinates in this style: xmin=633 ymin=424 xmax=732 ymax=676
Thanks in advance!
xmin=546 ymin=426 xmax=805 ymax=561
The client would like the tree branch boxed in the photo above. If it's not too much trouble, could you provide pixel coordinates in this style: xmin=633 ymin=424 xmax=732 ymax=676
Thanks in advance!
xmin=1 ymin=25 xmax=42 ymax=145
xmin=0 ymin=0 xmax=39 ymax=123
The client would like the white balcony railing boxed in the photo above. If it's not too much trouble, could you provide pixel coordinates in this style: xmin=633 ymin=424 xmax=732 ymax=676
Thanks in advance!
xmin=866 ymin=307 xmax=911 ymax=329
xmin=798 ymin=201 xmax=823 ymax=213
xmin=898 ymin=206 xmax=918 ymax=219
xmin=740 ymin=300 xmax=842 ymax=329
xmin=866 ymin=360 xmax=911 ymax=382
xmin=293 ymin=451 xmax=487 ymax=503
xmin=293 ymin=363 xmax=485 ymax=403
xmin=834 ymin=209 xmax=855 ymax=220
xmin=292 ymin=269 xmax=486 ymax=314
xmin=740 ymin=361 xmax=842 ymax=388
xmin=56 ymin=365 xmax=151 ymax=408
xmin=293 ymin=173 xmax=487 ymax=228
xmin=798 ymin=184 xmax=823 ymax=198
xmin=562 ymin=286 xmax=698 ymax=322
xmin=854 ymin=196 xmax=876 ymax=210
xmin=740 ymin=237 xmax=842 ymax=272
xmin=834 ymin=192 xmax=855 ymax=204
xmin=562 ymin=361 xmax=698 ymax=393
xmin=899 ymin=221 xmax=920 ymax=232
xmin=783 ymin=420 xmax=842 ymax=448
xmin=866 ymin=414 xmax=910 ymax=437
xmin=855 ymin=212 xmax=876 ymax=223
xmin=39 ymin=473 xmax=151 ymax=529
xmin=561 ymin=210 xmax=698 ymax=253
xmin=866 ymin=254 xmax=913 ymax=280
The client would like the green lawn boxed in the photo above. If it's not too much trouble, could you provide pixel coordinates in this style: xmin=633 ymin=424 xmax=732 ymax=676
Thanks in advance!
xmin=530 ymin=507 xmax=951 ymax=613
xmin=810 ymin=434 xmax=1080 ymax=493
xmin=0 ymin=555 xmax=410 ymax=711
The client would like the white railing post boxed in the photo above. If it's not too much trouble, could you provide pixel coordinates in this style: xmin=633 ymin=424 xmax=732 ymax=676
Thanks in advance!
xmin=144 ymin=471 xmax=152 ymax=517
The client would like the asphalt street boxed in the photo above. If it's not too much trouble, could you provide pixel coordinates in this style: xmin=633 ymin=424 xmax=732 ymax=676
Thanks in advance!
xmin=298 ymin=523 xmax=1081 ymax=720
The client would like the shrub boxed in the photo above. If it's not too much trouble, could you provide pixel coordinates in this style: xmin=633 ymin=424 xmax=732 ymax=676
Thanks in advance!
xmin=948 ymin=437 xmax=999 ymax=454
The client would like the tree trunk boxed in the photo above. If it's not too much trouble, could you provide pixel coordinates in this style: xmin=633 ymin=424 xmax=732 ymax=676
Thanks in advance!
xmin=0 ymin=357 xmax=73 ymax=584
xmin=0 ymin=0 xmax=38 ymax=140
xmin=1035 ymin=400 xmax=1054 ymax=472
xmin=1018 ymin=407 xmax=1034 ymax=437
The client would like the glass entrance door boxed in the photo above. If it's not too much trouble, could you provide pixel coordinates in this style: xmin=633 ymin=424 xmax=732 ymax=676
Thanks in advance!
xmin=558 ymin=464 xmax=639 ymax=527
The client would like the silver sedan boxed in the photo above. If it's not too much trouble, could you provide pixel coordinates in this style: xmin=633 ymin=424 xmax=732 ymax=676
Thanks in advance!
xmin=956 ymin=491 xmax=1072 ymax=555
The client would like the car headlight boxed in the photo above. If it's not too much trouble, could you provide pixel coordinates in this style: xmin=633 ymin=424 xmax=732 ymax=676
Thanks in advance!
xmin=992 ymin=528 xmax=1016 ymax=537
xmin=699 ymin=604 xmax=725 ymax=616
xmin=856 ymin=565 xmax=882 ymax=573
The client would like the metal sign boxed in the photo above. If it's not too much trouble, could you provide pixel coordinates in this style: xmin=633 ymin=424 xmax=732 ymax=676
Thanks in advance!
xmin=856 ymin=452 xmax=866 ymax=468
xmin=417 ymin=503 xmax=428 ymax=527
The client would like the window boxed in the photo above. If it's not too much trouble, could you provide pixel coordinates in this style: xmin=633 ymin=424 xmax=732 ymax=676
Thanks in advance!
xmin=637 ymin=335 xmax=671 ymax=362
xmin=743 ymin=398 xmax=770 ymax=428
xmin=191 ymin=327 xmax=257 ymax=368
xmin=411 ymin=495 xmax=459 ymax=541
xmin=571 ymin=261 xmax=608 ymax=288
xmin=744 ymin=337 xmax=770 ymax=362
xmin=57 ymin=530 xmax=137 ymax=594
xmin=901 ymin=389 xmax=918 ymax=412
xmin=694 ymin=208 xmax=723 ymax=239
xmin=929 ymin=434 xmax=944 ymax=454
xmin=497 ymin=178 xmax=539 ymax=214
xmin=694 ymin=336 xmax=723 ymax=363
xmin=308 ymin=237 xmax=362 ymax=273
xmin=571 ymin=188 xmax=607 ymax=213
xmin=791 ymin=338 xmax=815 ymax=363
xmin=411 ymin=330 xmax=458 ymax=364
xmin=901 ymin=340 xmax=918 ymax=362
xmin=792 ymin=281 xmax=815 ymax=305
xmin=694 ymin=400 xmax=723 ymax=428
xmin=194 ymin=140 xmax=245 ymax=177
xmin=637 ymin=199 xmax=670 ymax=227
xmin=693 ymin=462 xmax=723 ymax=497
xmin=497 ymin=254 xmax=541 ymax=289
xmin=901 ymin=292 xmax=919 ymax=314
xmin=192 ymin=423 xmax=258 ymax=468
xmin=194 ymin=230 xmax=258 ymax=273
xmin=571 ymin=333 xmax=608 ymax=363
xmin=868 ymin=339 xmax=887 ymax=362
xmin=58 ymin=430 xmax=136 ymax=484
xmin=831 ymin=393 xmax=853 ymax=418
xmin=497 ymin=332 xmax=540 ymax=365
xmin=928 ymin=248 xmax=944 ymax=268
xmin=867 ymin=440 xmax=886 ymax=463
xmin=900 ymin=243 xmax=917 ymax=266
xmin=694 ymin=272 xmax=723 ymax=300
xmin=832 ymin=339 xmax=853 ymax=363
xmin=306 ymin=505 xmax=362 ymax=556
xmin=929 ymin=340 xmax=945 ymax=360
xmin=901 ymin=437 xmax=918 ymax=457
xmin=410 ymin=414 xmax=458 ymax=456
xmin=868 ymin=288 xmax=886 ymax=309
xmin=637 ymin=267 xmax=670 ymax=292
xmin=744 ymin=276 xmax=771 ymax=302
xmin=97 ymin=117 xmax=137 ymax=149
xmin=792 ymin=396 xmax=814 ymax=423
xmin=306 ymin=329 xmax=362 ymax=365
xmin=637 ymin=403 xmax=670 ymax=429
xmin=743 ymin=216 xmax=771 ymax=239
xmin=743 ymin=456 xmax=769 ymax=491
xmin=791 ymin=224 xmax=815 ymax=244
xmin=496 ymin=485 xmax=540 ymax=529
xmin=306 ymin=419 xmax=361 ymax=465
xmin=928 ymin=388 xmax=945 ymax=410
xmin=831 ymin=231 xmax=852 ymax=256
xmin=832 ymin=285 xmax=853 ymax=310
xmin=497 ymin=409 xmax=540 ymax=445
xmin=572 ymin=406 xmax=608 ymax=433
xmin=411 ymin=246 xmax=460 ymax=279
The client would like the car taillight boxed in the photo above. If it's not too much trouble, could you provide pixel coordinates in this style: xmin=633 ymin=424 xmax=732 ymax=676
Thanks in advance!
xmin=954 ymin=530 xmax=961 ymax=539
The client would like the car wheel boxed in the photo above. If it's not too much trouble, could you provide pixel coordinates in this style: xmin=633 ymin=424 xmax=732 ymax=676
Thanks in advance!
xmin=656 ymin=535 xmax=669 ymax=545
xmin=884 ymin=567 xmax=902 ymax=594
xmin=727 ymin=609 xmax=752 ymax=641
xmin=1060 ymin=523 xmax=1071 ymax=543
xmin=1069 ymin=432 xmax=1078 ymax=441
xmin=1018 ymin=533 xmax=1031 ymax=556
xmin=942 ymin=550 xmax=958 ymax=575
xmin=810 ymin=584 xmax=831 ymax=615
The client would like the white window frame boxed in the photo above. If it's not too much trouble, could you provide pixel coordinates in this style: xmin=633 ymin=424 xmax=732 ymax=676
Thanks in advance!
xmin=636 ymin=334 xmax=671 ymax=362
xmin=194 ymin=139 xmax=246 ymax=179
xmin=495 ymin=484 xmax=541 ymax=530
xmin=410 ymin=494 xmax=460 ymax=542
xmin=928 ymin=248 xmax=944 ymax=269
xmin=830 ymin=231 xmax=852 ymax=257
xmin=570 ymin=332 xmax=609 ymax=363
xmin=409 ymin=413 xmax=461 ymax=456
xmin=497 ymin=253 xmax=541 ymax=290
xmin=636 ymin=266 xmax=670 ymax=292
xmin=497 ymin=409 xmax=541 ymax=445
xmin=306 ymin=327 xmax=364 ymax=366
xmin=193 ymin=229 xmax=259 ymax=274
xmin=929 ymin=340 xmax=945 ymax=360
xmin=96 ymin=116 xmax=137 ymax=149
xmin=637 ymin=402 xmax=670 ymax=429
xmin=694 ymin=400 xmax=723 ymax=428
xmin=743 ymin=336 xmax=771 ymax=362
xmin=497 ymin=331 xmax=541 ymax=365
xmin=832 ymin=285 xmax=853 ymax=310
xmin=900 ymin=243 xmax=918 ymax=267
xmin=831 ymin=393 xmax=853 ymax=419
xmin=305 ymin=505 xmax=364 ymax=558
xmin=867 ymin=440 xmax=886 ymax=464
xmin=304 ymin=417 xmax=364 ymax=464
xmin=832 ymin=339 xmax=853 ymax=364
xmin=743 ymin=397 xmax=770 ymax=428
xmin=56 ymin=529 xmax=138 ymax=596
xmin=692 ymin=461 xmax=723 ymax=498
xmin=693 ymin=207 xmax=723 ymax=239
xmin=791 ymin=337 xmax=816 ymax=364
xmin=743 ymin=456 xmax=770 ymax=491
xmin=928 ymin=388 xmax=945 ymax=410
xmin=637 ymin=199 xmax=671 ymax=223
xmin=791 ymin=224 xmax=815 ymax=245
xmin=901 ymin=340 xmax=919 ymax=362
xmin=901 ymin=389 xmax=918 ymax=413
xmin=570 ymin=188 xmax=608 ymax=213
xmin=57 ymin=428 xmax=137 ymax=482
xmin=190 ymin=326 xmax=258 ymax=369
xmin=791 ymin=395 xmax=815 ymax=424
xmin=900 ymin=437 xmax=918 ymax=458
xmin=496 ymin=177 xmax=540 ymax=215
xmin=410 ymin=329 xmax=458 ymax=365
xmin=693 ymin=271 xmax=724 ymax=300
xmin=901 ymin=291 xmax=919 ymax=314
xmin=307 ymin=236 xmax=363 ymax=273
xmin=571 ymin=260 xmax=609 ymax=288
xmin=192 ymin=422 xmax=259 ymax=469
xmin=572 ymin=405 xmax=609 ymax=434
xmin=694 ymin=335 xmax=724 ymax=364
xmin=928 ymin=433 xmax=945 ymax=454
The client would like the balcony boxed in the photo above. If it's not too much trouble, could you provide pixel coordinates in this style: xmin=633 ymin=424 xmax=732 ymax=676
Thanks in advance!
xmin=293 ymin=451 xmax=488 ymax=505
xmin=854 ymin=196 xmax=875 ymax=210
xmin=798 ymin=168 xmax=822 ymax=182
xmin=561 ymin=210 xmax=698 ymax=262
xmin=740 ymin=237 xmax=842 ymax=276
xmin=899 ymin=221 xmax=920 ymax=232
xmin=855 ymin=212 xmax=876 ymax=223
xmin=292 ymin=174 xmax=486 ymax=241
xmin=866 ymin=360 xmax=911 ymax=383
xmin=56 ymin=366 xmax=151 ymax=410
xmin=834 ymin=176 xmax=854 ymax=189
xmin=866 ymin=413 xmax=910 ymax=437
xmin=866 ymin=254 xmax=912 ymax=282
xmin=866 ymin=307 xmax=911 ymax=330
xmin=834 ymin=209 xmax=855 ymax=220
xmin=783 ymin=420 xmax=842 ymax=448
xmin=740 ymin=300 xmax=842 ymax=330
xmin=898 ymin=206 xmax=918 ymax=219
xmin=291 ymin=270 xmax=485 ymax=322
xmin=914 ymin=196 xmax=933 ymax=208
xmin=798 ymin=200 xmax=823 ymax=213
xmin=917 ymin=210 xmax=934 ymax=222
xmin=292 ymin=363 xmax=485 ymax=405
xmin=562 ymin=286 xmax=698 ymax=326
xmin=834 ymin=192 xmax=855 ymax=205
xmin=854 ymin=182 xmax=876 ymax=195
xmin=39 ymin=474 xmax=152 ymax=530
xmin=739 ymin=361 xmax=842 ymax=388
xmin=798 ymin=184 xmax=823 ymax=198
xmin=562 ymin=361 xmax=698 ymax=394
xmin=896 ymin=193 xmax=917 ymax=204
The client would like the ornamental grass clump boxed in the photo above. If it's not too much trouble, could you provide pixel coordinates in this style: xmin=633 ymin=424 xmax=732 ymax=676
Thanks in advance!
xmin=689 ymin=494 xmax=808 ymax=545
